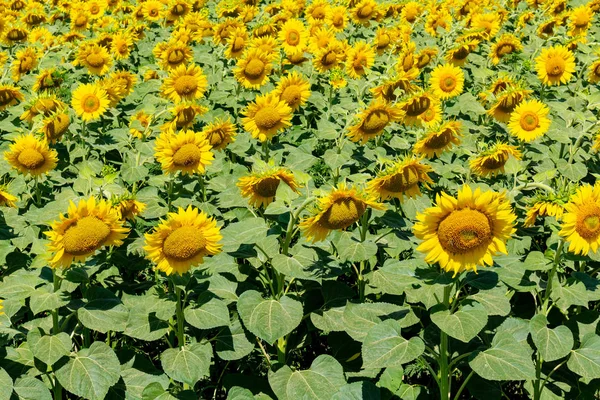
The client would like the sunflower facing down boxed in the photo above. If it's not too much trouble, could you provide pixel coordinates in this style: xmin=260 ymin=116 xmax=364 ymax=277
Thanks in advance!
xmin=535 ymin=45 xmax=576 ymax=86
xmin=487 ymin=88 xmax=531 ymax=123
xmin=367 ymin=156 xmax=433 ymax=202
xmin=273 ymin=71 xmax=311 ymax=111
xmin=144 ymin=205 xmax=222 ymax=275
xmin=508 ymin=100 xmax=551 ymax=142
xmin=71 ymin=83 xmax=110 ymax=122
xmin=470 ymin=143 xmax=522 ymax=177
xmin=559 ymin=184 xmax=600 ymax=255
xmin=45 ymin=196 xmax=130 ymax=268
xmin=4 ymin=134 xmax=58 ymax=176
xmin=345 ymin=42 xmax=376 ymax=79
xmin=41 ymin=112 xmax=70 ymax=143
xmin=489 ymin=34 xmax=523 ymax=65
xmin=114 ymin=197 xmax=146 ymax=221
xmin=588 ymin=59 xmax=600 ymax=84
xmin=300 ymin=184 xmax=385 ymax=242
xmin=0 ymin=84 xmax=24 ymax=111
xmin=347 ymin=99 xmax=403 ymax=144
xmin=413 ymin=121 xmax=462 ymax=158
xmin=429 ymin=64 xmax=464 ymax=99
xmin=400 ymin=91 xmax=441 ymax=126
xmin=414 ymin=185 xmax=517 ymax=275
xmin=161 ymin=63 xmax=208 ymax=103
xmin=154 ymin=129 xmax=214 ymax=175
xmin=524 ymin=200 xmax=565 ymax=227
xmin=238 ymin=166 xmax=301 ymax=207
xmin=242 ymin=93 xmax=293 ymax=142
xmin=200 ymin=117 xmax=237 ymax=151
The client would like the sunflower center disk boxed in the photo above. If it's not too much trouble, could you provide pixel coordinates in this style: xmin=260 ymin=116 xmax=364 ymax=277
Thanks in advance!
xmin=174 ymin=75 xmax=198 ymax=95
xmin=425 ymin=132 xmax=451 ymax=149
xmin=168 ymin=50 xmax=185 ymax=64
xmin=358 ymin=5 xmax=373 ymax=18
xmin=254 ymin=106 xmax=281 ymax=130
xmin=576 ymin=202 xmax=600 ymax=239
xmin=17 ymin=148 xmax=45 ymax=169
xmin=377 ymin=34 xmax=390 ymax=49
xmin=163 ymin=226 xmax=207 ymax=260
xmin=86 ymin=53 xmax=105 ymax=68
xmin=82 ymin=94 xmax=100 ymax=112
xmin=244 ymin=58 xmax=265 ymax=79
xmin=0 ymin=90 xmax=15 ymax=106
xmin=322 ymin=51 xmax=337 ymax=66
xmin=381 ymin=168 xmax=419 ymax=193
xmin=332 ymin=15 xmax=343 ymax=26
xmin=319 ymin=197 xmax=367 ymax=230
xmin=441 ymin=75 xmax=457 ymax=92
xmin=232 ymin=37 xmax=245 ymax=52
xmin=254 ymin=176 xmax=281 ymax=197
xmin=545 ymin=56 xmax=565 ymax=77
xmin=172 ymin=143 xmax=201 ymax=167
xmin=406 ymin=97 xmax=430 ymax=116
xmin=207 ymin=130 xmax=225 ymax=147
xmin=519 ymin=112 xmax=539 ymax=131
xmin=286 ymin=31 xmax=300 ymax=45
xmin=438 ymin=209 xmax=492 ymax=254
xmin=453 ymin=47 xmax=469 ymax=61
xmin=281 ymin=85 xmax=302 ymax=107
xmin=312 ymin=6 xmax=326 ymax=19
xmin=497 ymin=43 xmax=514 ymax=56
xmin=361 ymin=110 xmax=390 ymax=134
xmin=481 ymin=154 xmax=508 ymax=170
xmin=63 ymin=216 xmax=111 ymax=256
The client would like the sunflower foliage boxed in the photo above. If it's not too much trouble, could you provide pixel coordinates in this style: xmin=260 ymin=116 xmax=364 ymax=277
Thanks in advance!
xmin=2 ymin=0 xmax=600 ymax=399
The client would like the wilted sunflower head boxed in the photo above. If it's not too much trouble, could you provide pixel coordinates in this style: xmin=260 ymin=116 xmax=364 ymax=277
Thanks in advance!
xmin=237 ymin=163 xmax=301 ymax=207
xmin=0 ymin=84 xmax=24 ymax=111
xmin=345 ymin=41 xmax=376 ymax=79
xmin=524 ymin=192 xmax=568 ymax=228
xmin=400 ymin=90 xmax=440 ymax=126
xmin=489 ymin=34 xmax=523 ymax=65
xmin=367 ymin=156 xmax=434 ymax=201
xmin=41 ymin=112 xmax=71 ymax=143
xmin=113 ymin=195 xmax=146 ymax=221
xmin=469 ymin=143 xmax=522 ymax=178
xmin=413 ymin=121 xmax=462 ymax=158
xmin=486 ymin=87 xmax=531 ymax=123
xmin=347 ymin=99 xmax=403 ymax=144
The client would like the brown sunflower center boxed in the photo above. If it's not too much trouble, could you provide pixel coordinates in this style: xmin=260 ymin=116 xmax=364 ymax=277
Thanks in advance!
xmin=232 ymin=37 xmax=245 ymax=52
xmin=361 ymin=110 xmax=390 ymax=134
xmin=576 ymin=202 xmax=600 ymax=239
xmin=281 ymin=85 xmax=302 ymax=107
xmin=519 ymin=111 xmax=539 ymax=131
xmin=254 ymin=106 xmax=281 ymax=130
xmin=406 ymin=97 xmax=430 ymax=116
xmin=425 ymin=131 xmax=451 ymax=149
xmin=312 ymin=6 xmax=326 ymax=19
xmin=545 ymin=56 xmax=565 ymax=77
xmin=0 ymin=90 xmax=16 ymax=106
xmin=173 ymin=4 xmax=186 ymax=15
xmin=319 ymin=197 xmax=366 ymax=230
xmin=244 ymin=58 xmax=265 ymax=79
xmin=321 ymin=50 xmax=337 ymax=66
xmin=438 ymin=208 xmax=492 ymax=254
xmin=286 ymin=30 xmax=300 ymax=45
xmin=440 ymin=75 xmax=457 ymax=92
xmin=82 ymin=94 xmax=100 ymax=112
xmin=149 ymin=8 xmax=159 ymax=17
xmin=174 ymin=75 xmax=198 ymax=95
xmin=7 ymin=28 xmax=27 ymax=41
xmin=167 ymin=49 xmax=186 ymax=65
xmin=90 ymin=4 xmax=100 ymax=14
xmin=86 ymin=53 xmax=105 ymax=68
xmin=481 ymin=154 xmax=508 ymax=170
xmin=17 ymin=148 xmax=45 ymax=169
xmin=381 ymin=168 xmax=419 ymax=193
xmin=172 ymin=143 xmax=201 ymax=167
xmin=497 ymin=43 xmax=515 ymax=56
xmin=63 ymin=216 xmax=111 ymax=256
xmin=452 ymin=47 xmax=470 ymax=61
xmin=332 ymin=14 xmax=344 ymax=27
xmin=357 ymin=5 xmax=373 ymax=18
xmin=163 ymin=226 xmax=206 ymax=260
xmin=254 ymin=176 xmax=281 ymax=197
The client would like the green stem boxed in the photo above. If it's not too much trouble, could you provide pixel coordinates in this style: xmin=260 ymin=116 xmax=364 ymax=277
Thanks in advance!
xmin=277 ymin=335 xmax=287 ymax=364
xmin=513 ymin=182 xmax=555 ymax=194
xmin=282 ymin=197 xmax=316 ymax=255
xmin=533 ymin=353 xmax=543 ymax=400
xmin=51 ymin=269 xmax=63 ymax=400
xmin=453 ymin=370 xmax=474 ymax=400
xmin=262 ymin=139 xmax=270 ymax=162
xmin=542 ymin=240 xmax=564 ymax=315
xmin=175 ymin=285 xmax=185 ymax=347
xmin=439 ymin=284 xmax=452 ymax=400
xmin=199 ymin=174 xmax=207 ymax=203
xmin=34 ymin=177 xmax=42 ymax=207
xmin=167 ymin=179 xmax=173 ymax=211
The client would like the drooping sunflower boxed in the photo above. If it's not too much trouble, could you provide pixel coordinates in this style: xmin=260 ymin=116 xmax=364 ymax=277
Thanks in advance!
xmin=429 ymin=64 xmax=464 ymax=99
xmin=489 ymin=34 xmax=523 ymax=65
xmin=161 ymin=63 xmax=208 ymax=103
xmin=588 ymin=59 xmax=600 ymax=84
xmin=399 ymin=91 xmax=440 ymax=126
xmin=109 ymin=71 xmax=137 ymax=97
xmin=247 ymin=36 xmax=279 ymax=59
xmin=347 ymin=99 xmax=403 ymax=144
xmin=129 ymin=111 xmax=152 ymax=139
xmin=487 ymin=87 xmax=531 ymax=123
xmin=0 ymin=187 xmax=18 ymax=208
xmin=524 ymin=200 xmax=565 ymax=227
xmin=224 ymin=27 xmax=248 ymax=59
xmin=0 ymin=84 xmax=24 ymax=111
xmin=21 ymin=95 xmax=65 ymax=124
xmin=33 ymin=69 xmax=64 ymax=93
xmin=300 ymin=184 xmax=385 ymax=242
xmin=418 ymin=101 xmax=443 ymax=127
xmin=201 ymin=117 xmax=237 ymax=151
xmin=75 ymin=43 xmax=112 ymax=76
xmin=154 ymin=129 xmax=214 ymax=175
xmin=163 ymin=103 xmax=208 ymax=131
xmin=11 ymin=47 xmax=38 ymax=81
xmin=279 ymin=19 xmax=308 ymax=55
xmin=159 ymin=40 xmax=193 ymax=71
xmin=238 ymin=166 xmax=301 ymax=207
xmin=367 ymin=156 xmax=433 ymax=202
xmin=45 ymin=196 xmax=130 ymax=268
xmin=313 ymin=44 xmax=341 ymax=72
xmin=241 ymin=93 xmax=293 ymax=142
xmin=41 ymin=112 xmax=70 ymax=143
xmin=4 ymin=134 xmax=58 ymax=177
xmin=114 ymin=197 xmax=146 ymax=221
xmin=305 ymin=0 xmax=330 ymax=25
xmin=469 ymin=143 xmax=522 ymax=177
xmin=345 ymin=42 xmax=376 ymax=79
xmin=414 ymin=185 xmax=516 ymax=275
xmin=351 ymin=0 xmax=379 ymax=26
xmin=234 ymin=49 xmax=273 ymax=89
xmin=445 ymin=39 xmax=478 ymax=66
xmin=400 ymin=1 xmax=422 ymax=23
xmin=144 ymin=205 xmax=222 ymax=275
xmin=425 ymin=9 xmax=452 ymax=37
xmin=535 ymin=45 xmax=576 ymax=86
xmin=272 ymin=71 xmax=311 ymax=111
xmin=508 ymin=100 xmax=551 ymax=142
xmin=371 ymin=69 xmax=419 ymax=102
xmin=559 ymin=184 xmax=600 ymax=255
xmin=71 ymin=83 xmax=110 ymax=122
xmin=413 ymin=121 xmax=462 ymax=158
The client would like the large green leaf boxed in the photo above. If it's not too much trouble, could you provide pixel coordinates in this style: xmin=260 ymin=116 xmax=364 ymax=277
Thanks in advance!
xmin=185 ymin=292 xmax=230 ymax=330
xmin=430 ymin=301 xmax=488 ymax=343
xmin=567 ymin=333 xmax=600 ymax=379
xmin=237 ymin=290 xmax=303 ymax=344
xmin=529 ymin=314 xmax=573 ymax=362
xmin=160 ymin=343 xmax=212 ymax=386
xmin=332 ymin=381 xmax=380 ymax=400
xmin=215 ymin=317 xmax=255 ymax=361
xmin=470 ymin=287 xmax=511 ymax=317
xmin=469 ymin=332 xmax=535 ymax=381
xmin=13 ymin=377 xmax=52 ymax=400
xmin=28 ymin=329 xmax=71 ymax=366
xmin=77 ymin=286 xmax=129 ymax=333
xmin=361 ymin=320 xmax=425 ymax=369
xmin=368 ymin=259 xmax=421 ymax=296
xmin=342 ymin=301 xmax=412 ymax=342
xmin=55 ymin=342 xmax=121 ymax=400
xmin=122 ymin=292 xmax=173 ymax=341
xmin=550 ymin=275 xmax=588 ymax=312
xmin=0 ymin=368 xmax=13 ymax=400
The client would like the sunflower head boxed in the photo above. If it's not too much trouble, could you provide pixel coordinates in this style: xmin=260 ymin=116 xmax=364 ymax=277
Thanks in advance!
xmin=347 ymin=99 xmax=403 ymax=144
xmin=535 ymin=45 xmax=576 ymax=86
xmin=200 ymin=116 xmax=237 ymax=150
xmin=487 ymin=87 xmax=531 ymax=123
xmin=0 ymin=84 xmax=24 ymax=111
xmin=234 ymin=48 xmax=274 ymax=89
xmin=71 ymin=83 xmax=110 ymax=122
xmin=345 ymin=41 xmax=376 ymax=79
xmin=161 ymin=63 xmax=208 ymax=103
xmin=129 ymin=111 xmax=152 ymax=139
xmin=524 ymin=192 xmax=568 ymax=227
xmin=4 ymin=134 xmax=58 ymax=177
xmin=237 ymin=163 xmax=301 ymax=207
xmin=400 ymin=91 xmax=440 ymax=126
xmin=273 ymin=71 xmax=311 ymax=111
xmin=413 ymin=121 xmax=462 ymax=158
xmin=367 ymin=156 xmax=433 ymax=201
xmin=41 ymin=112 xmax=71 ymax=143
xmin=508 ymin=99 xmax=551 ymax=142
xmin=113 ymin=195 xmax=146 ymax=221
xmin=469 ymin=142 xmax=522 ymax=177
xmin=241 ymin=93 xmax=293 ymax=142
xmin=429 ymin=64 xmax=464 ymax=99
xmin=154 ymin=129 xmax=214 ymax=176
xmin=560 ymin=184 xmax=600 ymax=255
xmin=0 ymin=186 xmax=18 ymax=208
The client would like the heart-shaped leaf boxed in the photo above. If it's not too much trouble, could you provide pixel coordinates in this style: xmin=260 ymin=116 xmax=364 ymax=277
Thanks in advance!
xmin=431 ymin=301 xmax=488 ymax=343
xmin=529 ymin=314 xmax=573 ymax=362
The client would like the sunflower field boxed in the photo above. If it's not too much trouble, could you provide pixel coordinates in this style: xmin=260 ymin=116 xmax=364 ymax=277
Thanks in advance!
xmin=2 ymin=0 xmax=600 ymax=399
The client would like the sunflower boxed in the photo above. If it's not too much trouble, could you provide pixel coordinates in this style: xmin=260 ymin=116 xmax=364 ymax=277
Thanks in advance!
xmin=305 ymin=0 xmax=330 ymax=25
xmin=0 ymin=187 xmax=18 ymax=208
xmin=329 ymin=68 xmax=348 ymax=89
xmin=535 ymin=45 xmax=576 ymax=86
xmin=416 ymin=48 xmax=438 ymax=69
xmin=11 ymin=47 xmax=38 ymax=81
xmin=524 ymin=200 xmax=565 ymax=227
xmin=508 ymin=100 xmax=551 ymax=142
xmin=347 ymin=99 xmax=403 ymax=143
xmin=75 ymin=43 xmax=112 ymax=76
xmin=345 ymin=41 xmax=376 ymax=79
xmin=413 ymin=121 xmax=462 ymax=158
xmin=489 ymin=34 xmax=523 ymax=65
xmin=161 ymin=63 xmax=208 ymax=103
xmin=559 ymin=184 xmax=600 ymax=255
xmin=372 ymin=69 xmax=419 ymax=102
xmin=374 ymin=28 xmax=394 ymax=54
xmin=4 ymin=134 xmax=58 ymax=177
xmin=328 ymin=6 xmax=349 ymax=31
xmin=242 ymin=93 xmax=293 ymax=142
xmin=72 ymin=83 xmax=110 ymax=122
xmin=445 ymin=39 xmax=478 ymax=66
xmin=21 ymin=95 xmax=65 ymax=124
xmin=201 ymin=117 xmax=237 ymax=150
xmin=144 ymin=206 xmax=222 ymax=275
xmin=111 ymin=31 xmax=133 ymax=60
xmin=418 ymin=101 xmax=443 ymax=127
xmin=100 ymin=78 xmax=127 ymax=107
xmin=224 ymin=27 xmax=248 ymax=59
xmin=154 ymin=129 xmax=214 ymax=175
xmin=470 ymin=13 xmax=500 ymax=39
xmin=238 ymin=166 xmax=300 ymax=207
xmin=470 ymin=143 xmax=522 ymax=177
xmin=279 ymin=19 xmax=308 ymax=55
xmin=588 ymin=59 xmax=600 ymax=84
xmin=400 ymin=91 xmax=440 ymax=126
xmin=300 ymin=184 xmax=385 ymax=242
xmin=114 ymin=197 xmax=146 ymax=221
xmin=41 ymin=112 xmax=70 ymax=143
xmin=2 ymin=23 xmax=28 ymax=45
xmin=33 ymin=69 xmax=64 ymax=93
xmin=568 ymin=5 xmax=593 ymax=37
xmin=425 ymin=9 xmax=452 ymax=37
xmin=414 ymin=185 xmax=516 ymax=275
xmin=313 ymin=44 xmax=341 ymax=72
xmin=273 ymin=71 xmax=311 ymax=111
xmin=159 ymin=40 xmax=193 ymax=71
xmin=429 ymin=64 xmax=464 ymax=100
xmin=45 ymin=196 xmax=130 ymax=268
xmin=143 ymin=0 xmax=164 ymax=21
xmin=110 ymin=71 xmax=137 ymax=97
xmin=129 ymin=111 xmax=152 ymax=139
xmin=163 ymin=103 xmax=207 ymax=131
xmin=367 ymin=156 xmax=433 ymax=201
xmin=401 ymin=2 xmax=422 ymax=23
xmin=351 ymin=0 xmax=379 ymax=25
xmin=0 ymin=84 xmax=24 ymax=111
xmin=234 ymin=49 xmax=273 ymax=89
xmin=487 ymin=88 xmax=531 ymax=123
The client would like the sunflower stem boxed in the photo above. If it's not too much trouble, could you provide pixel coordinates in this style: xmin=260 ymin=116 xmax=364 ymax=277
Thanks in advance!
xmin=175 ymin=285 xmax=186 ymax=347
xmin=542 ymin=240 xmax=564 ymax=315
xmin=262 ymin=139 xmax=270 ymax=162
xmin=282 ymin=196 xmax=316 ymax=255
xmin=199 ymin=174 xmax=207 ymax=203
xmin=52 ymin=269 xmax=62 ymax=334
xmin=34 ymin=177 xmax=42 ymax=207
xmin=438 ymin=284 xmax=452 ymax=400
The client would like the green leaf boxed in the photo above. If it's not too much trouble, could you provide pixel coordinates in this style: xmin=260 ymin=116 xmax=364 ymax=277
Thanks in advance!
xmin=160 ymin=343 xmax=212 ymax=386
xmin=361 ymin=320 xmax=425 ymax=369
xmin=336 ymin=236 xmax=377 ymax=263
xmin=227 ymin=387 xmax=255 ymax=400
xmin=342 ymin=301 xmax=412 ymax=342
xmin=529 ymin=314 xmax=573 ymax=362
xmin=77 ymin=287 xmax=129 ymax=333
xmin=13 ymin=377 xmax=52 ymax=400
xmin=269 ymin=355 xmax=346 ymax=400
xmin=29 ymin=287 xmax=69 ymax=315
xmin=469 ymin=332 xmax=536 ymax=381
xmin=311 ymin=307 xmax=346 ymax=333
xmin=430 ymin=301 xmax=488 ymax=343
xmin=29 ymin=329 xmax=71 ymax=366
xmin=215 ymin=317 xmax=255 ymax=361
xmin=469 ymin=287 xmax=511 ymax=317
xmin=332 ymin=381 xmax=380 ymax=400
xmin=522 ymin=252 xmax=552 ymax=271
xmin=123 ymin=292 xmax=173 ymax=341
xmin=567 ymin=333 xmax=600 ymax=379
xmin=550 ymin=275 xmax=588 ymax=312
xmin=185 ymin=292 xmax=230 ymax=330
xmin=0 ymin=368 xmax=13 ymax=400
xmin=120 ymin=353 xmax=170 ymax=400
xmin=368 ymin=259 xmax=421 ymax=296
xmin=237 ymin=290 xmax=303 ymax=344
xmin=55 ymin=342 xmax=121 ymax=400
